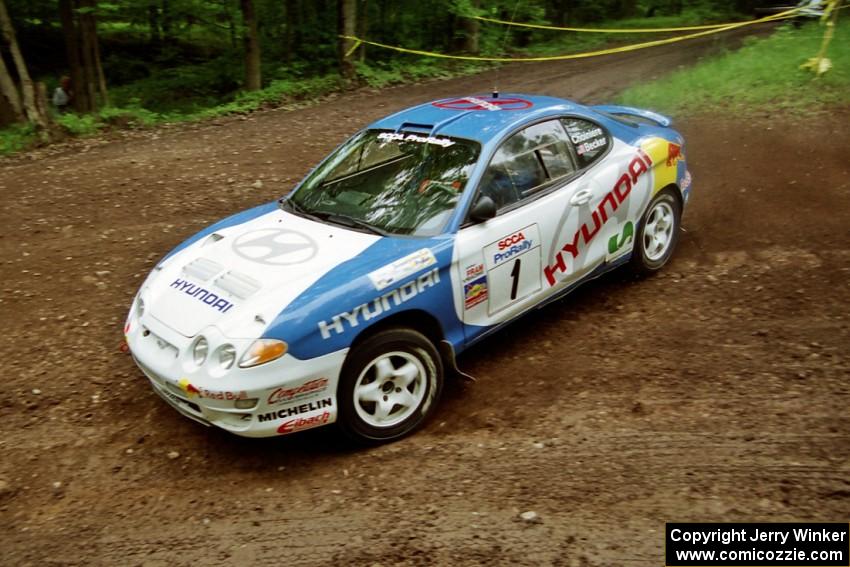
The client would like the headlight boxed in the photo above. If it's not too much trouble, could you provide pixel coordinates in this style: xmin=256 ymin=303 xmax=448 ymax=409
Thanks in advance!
xmin=217 ymin=344 xmax=237 ymax=370
xmin=239 ymin=339 xmax=287 ymax=368
xmin=136 ymin=297 xmax=145 ymax=318
xmin=192 ymin=336 xmax=209 ymax=366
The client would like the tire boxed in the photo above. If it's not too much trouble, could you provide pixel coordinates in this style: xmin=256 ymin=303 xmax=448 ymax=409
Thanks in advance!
xmin=630 ymin=189 xmax=682 ymax=276
xmin=337 ymin=328 xmax=443 ymax=444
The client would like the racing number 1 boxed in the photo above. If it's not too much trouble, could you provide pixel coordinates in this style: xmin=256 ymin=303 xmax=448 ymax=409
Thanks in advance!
xmin=510 ymin=259 xmax=521 ymax=301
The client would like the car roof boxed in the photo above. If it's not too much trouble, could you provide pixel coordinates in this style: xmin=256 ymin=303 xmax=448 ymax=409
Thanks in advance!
xmin=367 ymin=93 xmax=585 ymax=144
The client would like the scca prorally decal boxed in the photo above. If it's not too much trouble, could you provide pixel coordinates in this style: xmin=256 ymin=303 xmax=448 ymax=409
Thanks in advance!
xmin=267 ymin=378 xmax=329 ymax=406
xmin=368 ymin=248 xmax=437 ymax=291
xmin=608 ymin=221 xmax=634 ymax=254
xmin=377 ymin=132 xmax=454 ymax=148
xmin=170 ymin=278 xmax=234 ymax=312
xmin=493 ymin=230 xmax=533 ymax=266
xmin=318 ymin=268 xmax=440 ymax=339
xmin=277 ymin=411 xmax=331 ymax=435
xmin=259 ymin=398 xmax=332 ymax=423
xmin=545 ymin=151 xmax=652 ymax=286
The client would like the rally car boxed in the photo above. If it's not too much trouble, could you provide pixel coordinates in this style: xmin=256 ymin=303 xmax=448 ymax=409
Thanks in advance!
xmin=126 ymin=93 xmax=691 ymax=443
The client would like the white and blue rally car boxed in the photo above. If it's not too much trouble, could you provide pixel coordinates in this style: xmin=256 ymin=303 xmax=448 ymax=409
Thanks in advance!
xmin=126 ymin=94 xmax=691 ymax=442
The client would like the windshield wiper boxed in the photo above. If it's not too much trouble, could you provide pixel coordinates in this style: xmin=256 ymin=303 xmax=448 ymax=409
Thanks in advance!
xmin=323 ymin=213 xmax=389 ymax=236
xmin=280 ymin=199 xmax=388 ymax=236
xmin=279 ymin=198 xmax=325 ymax=224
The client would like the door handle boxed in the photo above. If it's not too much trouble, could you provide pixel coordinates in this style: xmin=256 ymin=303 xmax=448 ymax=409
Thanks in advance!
xmin=570 ymin=189 xmax=593 ymax=207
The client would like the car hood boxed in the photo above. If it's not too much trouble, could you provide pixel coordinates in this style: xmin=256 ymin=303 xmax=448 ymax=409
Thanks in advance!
xmin=144 ymin=209 xmax=382 ymax=338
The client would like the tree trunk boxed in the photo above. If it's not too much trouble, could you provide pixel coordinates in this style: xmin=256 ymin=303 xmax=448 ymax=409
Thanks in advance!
xmin=240 ymin=0 xmax=261 ymax=91
xmin=161 ymin=0 xmax=173 ymax=42
xmin=0 ymin=51 xmax=23 ymax=122
xmin=59 ymin=0 xmax=90 ymax=112
xmin=459 ymin=0 xmax=480 ymax=54
xmin=79 ymin=0 xmax=108 ymax=107
xmin=148 ymin=3 xmax=161 ymax=47
xmin=77 ymin=1 xmax=98 ymax=110
xmin=338 ymin=0 xmax=356 ymax=81
xmin=618 ymin=0 xmax=638 ymax=19
xmin=356 ymin=0 xmax=368 ymax=62
xmin=0 ymin=0 xmax=49 ymax=130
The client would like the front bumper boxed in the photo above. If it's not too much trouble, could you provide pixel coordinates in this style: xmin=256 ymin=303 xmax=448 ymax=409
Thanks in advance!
xmin=126 ymin=309 xmax=347 ymax=438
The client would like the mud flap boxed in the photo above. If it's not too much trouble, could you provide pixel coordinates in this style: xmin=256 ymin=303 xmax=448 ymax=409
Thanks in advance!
xmin=439 ymin=340 xmax=476 ymax=382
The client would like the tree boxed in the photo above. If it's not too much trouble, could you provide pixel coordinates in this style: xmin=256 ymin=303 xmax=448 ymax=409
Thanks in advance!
xmin=241 ymin=0 xmax=261 ymax=90
xmin=0 ymin=0 xmax=49 ymax=130
xmin=338 ymin=0 xmax=356 ymax=81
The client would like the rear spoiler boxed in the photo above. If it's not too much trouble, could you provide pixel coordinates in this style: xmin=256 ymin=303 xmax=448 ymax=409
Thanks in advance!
xmin=591 ymin=104 xmax=673 ymax=128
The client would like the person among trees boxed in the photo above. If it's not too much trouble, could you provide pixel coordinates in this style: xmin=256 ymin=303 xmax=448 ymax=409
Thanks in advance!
xmin=52 ymin=76 xmax=72 ymax=112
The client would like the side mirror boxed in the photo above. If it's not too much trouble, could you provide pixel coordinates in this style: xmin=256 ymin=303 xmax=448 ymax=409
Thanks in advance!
xmin=469 ymin=195 xmax=497 ymax=223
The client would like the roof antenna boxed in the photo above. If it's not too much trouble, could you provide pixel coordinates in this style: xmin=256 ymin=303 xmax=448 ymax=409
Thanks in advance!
xmin=492 ymin=89 xmax=499 ymax=99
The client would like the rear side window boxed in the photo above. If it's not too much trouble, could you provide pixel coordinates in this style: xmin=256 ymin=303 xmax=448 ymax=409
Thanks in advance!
xmin=478 ymin=120 xmax=577 ymax=212
xmin=562 ymin=118 xmax=609 ymax=168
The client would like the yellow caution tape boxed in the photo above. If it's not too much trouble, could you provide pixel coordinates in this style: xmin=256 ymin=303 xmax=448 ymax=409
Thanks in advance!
xmin=341 ymin=7 xmax=800 ymax=63
xmin=474 ymin=11 xmax=792 ymax=33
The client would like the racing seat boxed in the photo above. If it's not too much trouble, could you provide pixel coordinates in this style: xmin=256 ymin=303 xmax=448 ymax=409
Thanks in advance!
xmin=479 ymin=167 xmax=519 ymax=211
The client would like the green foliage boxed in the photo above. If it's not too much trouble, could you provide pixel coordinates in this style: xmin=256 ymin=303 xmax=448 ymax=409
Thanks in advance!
xmin=0 ymin=123 xmax=38 ymax=155
xmin=617 ymin=20 xmax=850 ymax=114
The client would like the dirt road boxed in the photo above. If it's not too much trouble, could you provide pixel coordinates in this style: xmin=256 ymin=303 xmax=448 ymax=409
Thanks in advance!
xmin=1 ymin=25 xmax=848 ymax=566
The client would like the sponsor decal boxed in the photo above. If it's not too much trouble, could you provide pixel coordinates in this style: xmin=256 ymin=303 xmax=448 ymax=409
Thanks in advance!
xmin=492 ymin=230 xmax=533 ymax=266
xmin=569 ymin=127 xmax=604 ymax=144
xmin=463 ymin=276 xmax=488 ymax=309
xmin=464 ymin=263 xmax=484 ymax=281
xmin=177 ymin=378 xmax=247 ymax=400
xmin=318 ymin=268 xmax=440 ymax=339
xmin=169 ymin=278 xmax=234 ymax=313
xmin=368 ymin=248 xmax=437 ymax=291
xmin=231 ymin=229 xmax=317 ymax=266
xmin=267 ymin=378 xmax=329 ymax=405
xmin=178 ymin=378 xmax=201 ymax=398
xmin=432 ymin=96 xmax=533 ymax=112
xmin=608 ymin=221 xmax=634 ymax=255
xmin=681 ymin=170 xmax=692 ymax=191
xmin=277 ymin=411 xmax=331 ymax=435
xmin=545 ymin=151 xmax=652 ymax=286
xmin=577 ymin=137 xmax=607 ymax=156
xmin=666 ymin=142 xmax=684 ymax=167
xmin=259 ymin=398 xmax=333 ymax=423
xmin=377 ymin=132 xmax=454 ymax=148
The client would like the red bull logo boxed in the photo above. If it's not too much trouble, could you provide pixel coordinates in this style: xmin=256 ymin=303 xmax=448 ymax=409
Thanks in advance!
xmin=666 ymin=143 xmax=684 ymax=167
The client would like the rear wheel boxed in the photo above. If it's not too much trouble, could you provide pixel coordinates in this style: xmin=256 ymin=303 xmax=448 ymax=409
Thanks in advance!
xmin=337 ymin=328 xmax=443 ymax=444
xmin=630 ymin=189 xmax=681 ymax=275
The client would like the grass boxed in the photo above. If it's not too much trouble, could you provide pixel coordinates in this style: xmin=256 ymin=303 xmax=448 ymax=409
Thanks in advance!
xmin=617 ymin=18 xmax=850 ymax=114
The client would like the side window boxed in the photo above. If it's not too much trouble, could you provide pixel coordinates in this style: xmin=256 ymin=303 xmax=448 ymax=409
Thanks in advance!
xmin=478 ymin=120 xmax=576 ymax=212
xmin=561 ymin=118 xmax=609 ymax=168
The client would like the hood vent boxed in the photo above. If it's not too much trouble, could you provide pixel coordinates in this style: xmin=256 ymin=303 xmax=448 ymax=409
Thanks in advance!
xmin=183 ymin=258 xmax=223 ymax=281
xmin=215 ymin=270 xmax=261 ymax=300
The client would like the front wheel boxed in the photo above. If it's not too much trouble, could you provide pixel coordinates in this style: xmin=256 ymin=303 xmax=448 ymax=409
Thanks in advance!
xmin=630 ymin=189 xmax=682 ymax=275
xmin=337 ymin=328 xmax=443 ymax=444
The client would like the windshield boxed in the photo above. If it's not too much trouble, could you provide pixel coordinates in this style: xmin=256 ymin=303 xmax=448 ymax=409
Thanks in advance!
xmin=287 ymin=129 xmax=481 ymax=236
